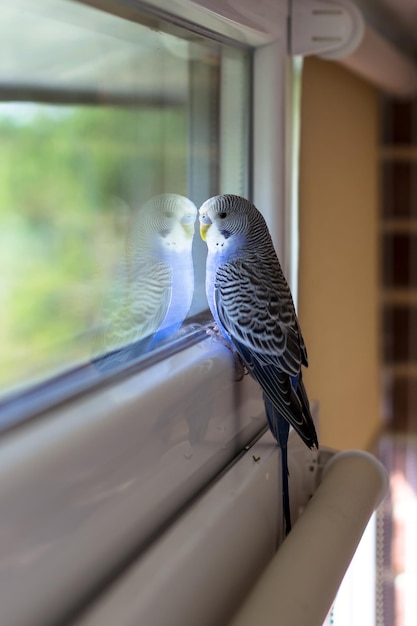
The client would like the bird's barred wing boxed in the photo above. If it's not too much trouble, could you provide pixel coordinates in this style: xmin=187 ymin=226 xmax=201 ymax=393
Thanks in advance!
xmin=96 ymin=256 xmax=173 ymax=354
xmin=231 ymin=336 xmax=316 ymax=446
xmin=214 ymin=255 xmax=304 ymax=376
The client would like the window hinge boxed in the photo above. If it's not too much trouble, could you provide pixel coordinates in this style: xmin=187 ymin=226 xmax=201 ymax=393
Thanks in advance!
xmin=289 ymin=0 xmax=365 ymax=59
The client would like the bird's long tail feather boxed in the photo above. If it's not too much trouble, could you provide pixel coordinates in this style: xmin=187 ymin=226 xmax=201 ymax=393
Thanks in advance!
xmin=264 ymin=394 xmax=291 ymax=535
xmin=280 ymin=442 xmax=291 ymax=535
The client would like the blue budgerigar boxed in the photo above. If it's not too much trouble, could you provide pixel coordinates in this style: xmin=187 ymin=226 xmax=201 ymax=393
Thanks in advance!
xmin=199 ymin=194 xmax=318 ymax=535
xmin=94 ymin=193 xmax=197 ymax=370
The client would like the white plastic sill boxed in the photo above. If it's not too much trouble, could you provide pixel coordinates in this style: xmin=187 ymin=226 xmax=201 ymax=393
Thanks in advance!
xmin=72 ymin=429 xmax=316 ymax=626
xmin=0 ymin=337 xmax=265 ymax=626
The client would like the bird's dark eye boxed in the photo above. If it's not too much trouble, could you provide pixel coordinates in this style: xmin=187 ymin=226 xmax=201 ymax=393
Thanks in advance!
xmin=163 ymin=211 xmax=173 ymax=218
xmin=218 ymin=212 xmax=227 ymax=219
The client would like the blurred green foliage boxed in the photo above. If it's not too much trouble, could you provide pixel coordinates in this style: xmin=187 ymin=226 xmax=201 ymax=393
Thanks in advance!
xmin=0 ymin=103 xmax=187 ymax=393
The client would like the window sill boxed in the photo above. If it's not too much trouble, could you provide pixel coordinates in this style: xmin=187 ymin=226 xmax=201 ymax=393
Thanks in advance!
xmin=0 ymin=336 xmax=266 ymax=625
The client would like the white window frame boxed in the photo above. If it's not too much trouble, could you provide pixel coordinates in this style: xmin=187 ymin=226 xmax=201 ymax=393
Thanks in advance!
xmin=0 ymin=2 xmax=307 ymax=625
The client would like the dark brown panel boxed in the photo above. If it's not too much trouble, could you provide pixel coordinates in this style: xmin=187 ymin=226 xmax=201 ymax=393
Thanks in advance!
xmin=383 ymin=306 xmax=417 ymax=363
xmin=391 ymin=377 xmax=417 ymax=432
xmin=381 ymin=99 xmax=417 ymax=146
xmin=382 ymin=234 xmax=417 ymax=287
xmin=381 ymin=162 xmax=417 ymax=219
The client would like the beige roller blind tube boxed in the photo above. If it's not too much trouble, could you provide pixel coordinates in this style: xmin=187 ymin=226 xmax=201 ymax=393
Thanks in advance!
xmin=229 ymin=450 xmax=388 ymax=626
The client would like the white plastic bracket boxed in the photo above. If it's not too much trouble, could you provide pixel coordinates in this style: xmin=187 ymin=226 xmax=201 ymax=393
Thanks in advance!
xmin=289 ymin=0 xmax=365 ymax=59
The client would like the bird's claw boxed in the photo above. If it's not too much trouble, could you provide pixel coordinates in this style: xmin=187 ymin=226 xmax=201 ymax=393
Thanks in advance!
xmin=205 ymin=323 xmax=248 ymax=381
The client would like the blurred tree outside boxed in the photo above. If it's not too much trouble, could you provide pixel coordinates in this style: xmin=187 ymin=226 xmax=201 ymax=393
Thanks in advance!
xmin=0 ymin=103 xmax=187 ymax=394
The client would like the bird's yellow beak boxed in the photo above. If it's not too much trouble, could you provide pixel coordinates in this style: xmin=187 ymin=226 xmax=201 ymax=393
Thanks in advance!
xmin=200 ymin=223 xmax=210 ymax=241
xmin=182 ymin=223 xmax=195 ymax=240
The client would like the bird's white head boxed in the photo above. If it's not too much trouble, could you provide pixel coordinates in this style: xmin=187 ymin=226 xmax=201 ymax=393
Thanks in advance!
xmin=199 ymin=194 xmax=268 ymax=254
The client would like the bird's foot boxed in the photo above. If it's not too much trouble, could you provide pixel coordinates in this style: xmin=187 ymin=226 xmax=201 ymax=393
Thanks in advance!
xmin=205 ymin=323 xmax=247 ymax=381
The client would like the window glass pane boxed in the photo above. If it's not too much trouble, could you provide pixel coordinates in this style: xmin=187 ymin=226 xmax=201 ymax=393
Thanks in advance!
xmin=0 ymin=0 xmax=250 ymax=398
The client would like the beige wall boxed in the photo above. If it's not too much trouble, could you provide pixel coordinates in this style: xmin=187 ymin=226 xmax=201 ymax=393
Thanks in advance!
xmin=298 ymin=57 xmax=380 ymax=451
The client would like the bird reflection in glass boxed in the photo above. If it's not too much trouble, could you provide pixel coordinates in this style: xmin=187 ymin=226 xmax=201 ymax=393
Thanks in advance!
xmin=93 ymin=193 xmax=197 ymax=371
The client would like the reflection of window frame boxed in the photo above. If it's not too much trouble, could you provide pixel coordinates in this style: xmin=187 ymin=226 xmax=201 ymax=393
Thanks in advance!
xmin=0 ymin=1 xmax=301 ymax=623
